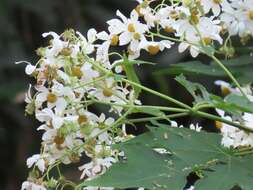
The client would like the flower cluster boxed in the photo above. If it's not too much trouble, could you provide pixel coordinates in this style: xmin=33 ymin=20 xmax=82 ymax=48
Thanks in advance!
xmin=21 ymin=29 xmax=139 ymax=190
xmin=19 ymin=0 xmax=253 ymax=189
xmin=215 ymin=81 xmax=253 ymax=148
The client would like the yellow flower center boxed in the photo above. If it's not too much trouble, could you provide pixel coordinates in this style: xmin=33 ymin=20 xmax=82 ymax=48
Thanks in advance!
xmin=213 ymin=0 xmax=222 ymax=4
xmin=221 ymin=86 xmax=231 ymax=96
xmin=47 ymin=93 xmax=57 ymax=103
xmin=147 ymin=45 xmax=160 ymax=55
xmin=111 ymin=35 xmax=119 ymax=46
xmin=190 ymin=10 xmax=199 ymax=25
xmin=72 ymin=66 xmax=83 ymax=78
xmin=103 ymin=88 xmax=113 ymax=97
xmin=133 ymin=32 xmax=141 ymax=40
xmin=215 ymin=121 xmax=223 ymax=129
xmin=60 ymin=47 xmax=72 ymax=56
xmin=54 ymin=135 xmax=65 ymax=145
xmin=170 ymin=10 xmax=179 ymax=20
xmin=128 ymin=23 xmax=136 ymax=33
xmin=164 ymin=26 xmax=175 ymax=33
xmin=203 ymin=37 xmax=212 ymax=45
xmin=249 ymin=10 xmax=253 ymax=20
xmin=78 ymin=115 xmax=88 ymax=125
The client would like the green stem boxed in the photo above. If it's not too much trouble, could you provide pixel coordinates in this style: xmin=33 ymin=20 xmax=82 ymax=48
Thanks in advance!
xmin=211 ymin=55 xmax=248 ymax=99
xmin=234 ymin=150 xmax=253 ymax=156
xmin=89 ymin=99 xmax=188 ymax=113
xmin=122 ymin=78 xmax=192 ymax=110
xmin=129 ymin=112 xmax=189 ymax=123
xmin=195 ymin=111 xmax=253 ymax=132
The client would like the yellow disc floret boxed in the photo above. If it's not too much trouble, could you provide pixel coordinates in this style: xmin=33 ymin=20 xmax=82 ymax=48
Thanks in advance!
xmin=72 ymin=66 xmax=83 ymax=78
xmin=111 ymin=35 xmax=119 ymax=46
xmin=213 ymin=0 xmax=222 ymax=4
xmin=128 ymin=23 xmax=136 ymax=33
xmin=47 ymin=93 xmax=57 ymax=103
xmin=147 ymin=45 xmax=160 ymax=55
xmin=249 ymin=10 xmax=253 ymax=20
xmin=78 ymin=115 xmax=88 ymax=125
xmin=103 ymin=88 xmax=113 ymax=97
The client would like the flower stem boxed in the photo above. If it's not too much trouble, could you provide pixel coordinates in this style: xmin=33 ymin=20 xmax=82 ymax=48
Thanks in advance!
xmin=211 ymin=55 xmax=248 ymax=99
xmin=195 ymin=111 xmax=253 ymax=132
xmin=129 ymin=112 xmax=189 ymax=123
xmin=122 ymin=78 xmax=192 ymax=110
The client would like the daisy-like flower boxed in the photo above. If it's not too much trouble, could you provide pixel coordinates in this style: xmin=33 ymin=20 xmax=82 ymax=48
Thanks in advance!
xmin=139 ymin=38 xmax=174 ymax=55
xmin=35 ymin=108 xmax=65 ymax=129
xmin=176 ymin=15 xmax=222 ymax=57
xmin=220 ymin=0 xmax=253 ymax=37
xmin=76 ymin=28 xmax=97 ymax=55
xmin=15 ymin=61 xmax=37 ymax=75
xmin=42 ymin=32 xmax=68 ymax=58
xmin=79 ymin=157 xmax=116 ymax=179
xmin=89 ymin=77 xmax=129 ymax=111
xmin=201 ymin=0 xmax=228 ymax=16
xmin=107 ymin=10 xmax=148 ymax=52
xmin=26 ymin=154 xmax=46 ymax=173
xmin=35 ymin=80 xmax=75 ymax=112
xmin=216 ymin=109 xmax=253 ymax=148
xmin=21 ymin=181 xmax=47 ymax=190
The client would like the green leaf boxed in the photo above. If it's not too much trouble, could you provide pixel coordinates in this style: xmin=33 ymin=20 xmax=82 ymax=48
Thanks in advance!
xmin=132 ymin=107 xmax=165 ymax=117
xmin=85 ymin=126 xmax=253 ymax=190
xmin=224 ymin=94 xmax=253 ymax=113
xmin=196 ymin=154 xmax=253 ymax=190
xmin=123 ymin=55 xmax=141 ymax=97
xmin=154 ymin=55 xmax=253 ymax=84
xmin=175 ymin=74 xmax=210 ymax=104
xmin=175 ymin=75 xmax=253 ymax=116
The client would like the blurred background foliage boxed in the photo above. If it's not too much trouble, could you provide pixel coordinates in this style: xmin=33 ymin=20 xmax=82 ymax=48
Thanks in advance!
xmin=0 ymin=0 xmax=220 ymax=189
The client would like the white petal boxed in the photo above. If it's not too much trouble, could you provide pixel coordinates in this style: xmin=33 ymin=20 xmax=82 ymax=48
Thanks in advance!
xmin=130 ymin=10 xmax=139 ymax=21
xmin=26 ymin=154 xmax=40 ymax=168
xmin=52 ymin=116 xmax=64 ymax=129
xmin=87 ymin=28 xmax=97 ymax=43
xmin=190 ymin=46 xmax=200 ymax=58
xmin=178 ymin=42 xmax=189 ymax=53
xmin=119 ymin=32 xmax=132 ymax=46
xmin=97 ymin=31 xmax=110 ymax=41
xmin=25 ymin=64 xmax=36 ymax=75
xmin=36 ymin=159 xmax=45 ymax=172
xmin=116 ymin=10 xmax=127 ymax=23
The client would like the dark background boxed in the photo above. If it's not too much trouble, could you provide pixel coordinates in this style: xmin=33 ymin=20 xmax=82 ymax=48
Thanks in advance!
xmin=0 ymin=0 xmax=216 ymax=189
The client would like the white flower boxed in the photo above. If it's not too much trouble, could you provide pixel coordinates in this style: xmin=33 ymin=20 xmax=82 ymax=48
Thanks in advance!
xmin=96 ymin=41 xmax=111 ymax=68
xmin=176 ymin=16 xmax=222 ymax=57
xmin=201 ymin=0 xmax=227 ymax=16
xmin=178 ymin=42 xmax=200 ymax=58
xmin=217 ymin=108 xmax=253 ymax=148
xmin=107 ymin=10 xmax=148 ymax=51
xmin=189 ymin=123 xmax=202 ymax=132
xmin=79 ymin=157 xmax=116 ymax=179
xmin=220 ymin=0 xmax=253 ymax=37
xmin=139 ymin=38 xmax=174 ymax=55
xmin=21 ymin=181 xmax=46 ymax=190
xmin=89 ymin=77 xmax=128 ymax=112
xmin=15 ymin=61 xmax=36 ymax=75
xmin=26 ymin=154 xmax=46 ymax=172
xmin=35 ymin=80 xmax=75 ymax=112
xmin=42 ymin=32 xmax=68 ymax=58
xmin=35 ymin=108 xmax=64 ymax=129
xmin=76 ymin=29 xmax=97 ymax=55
